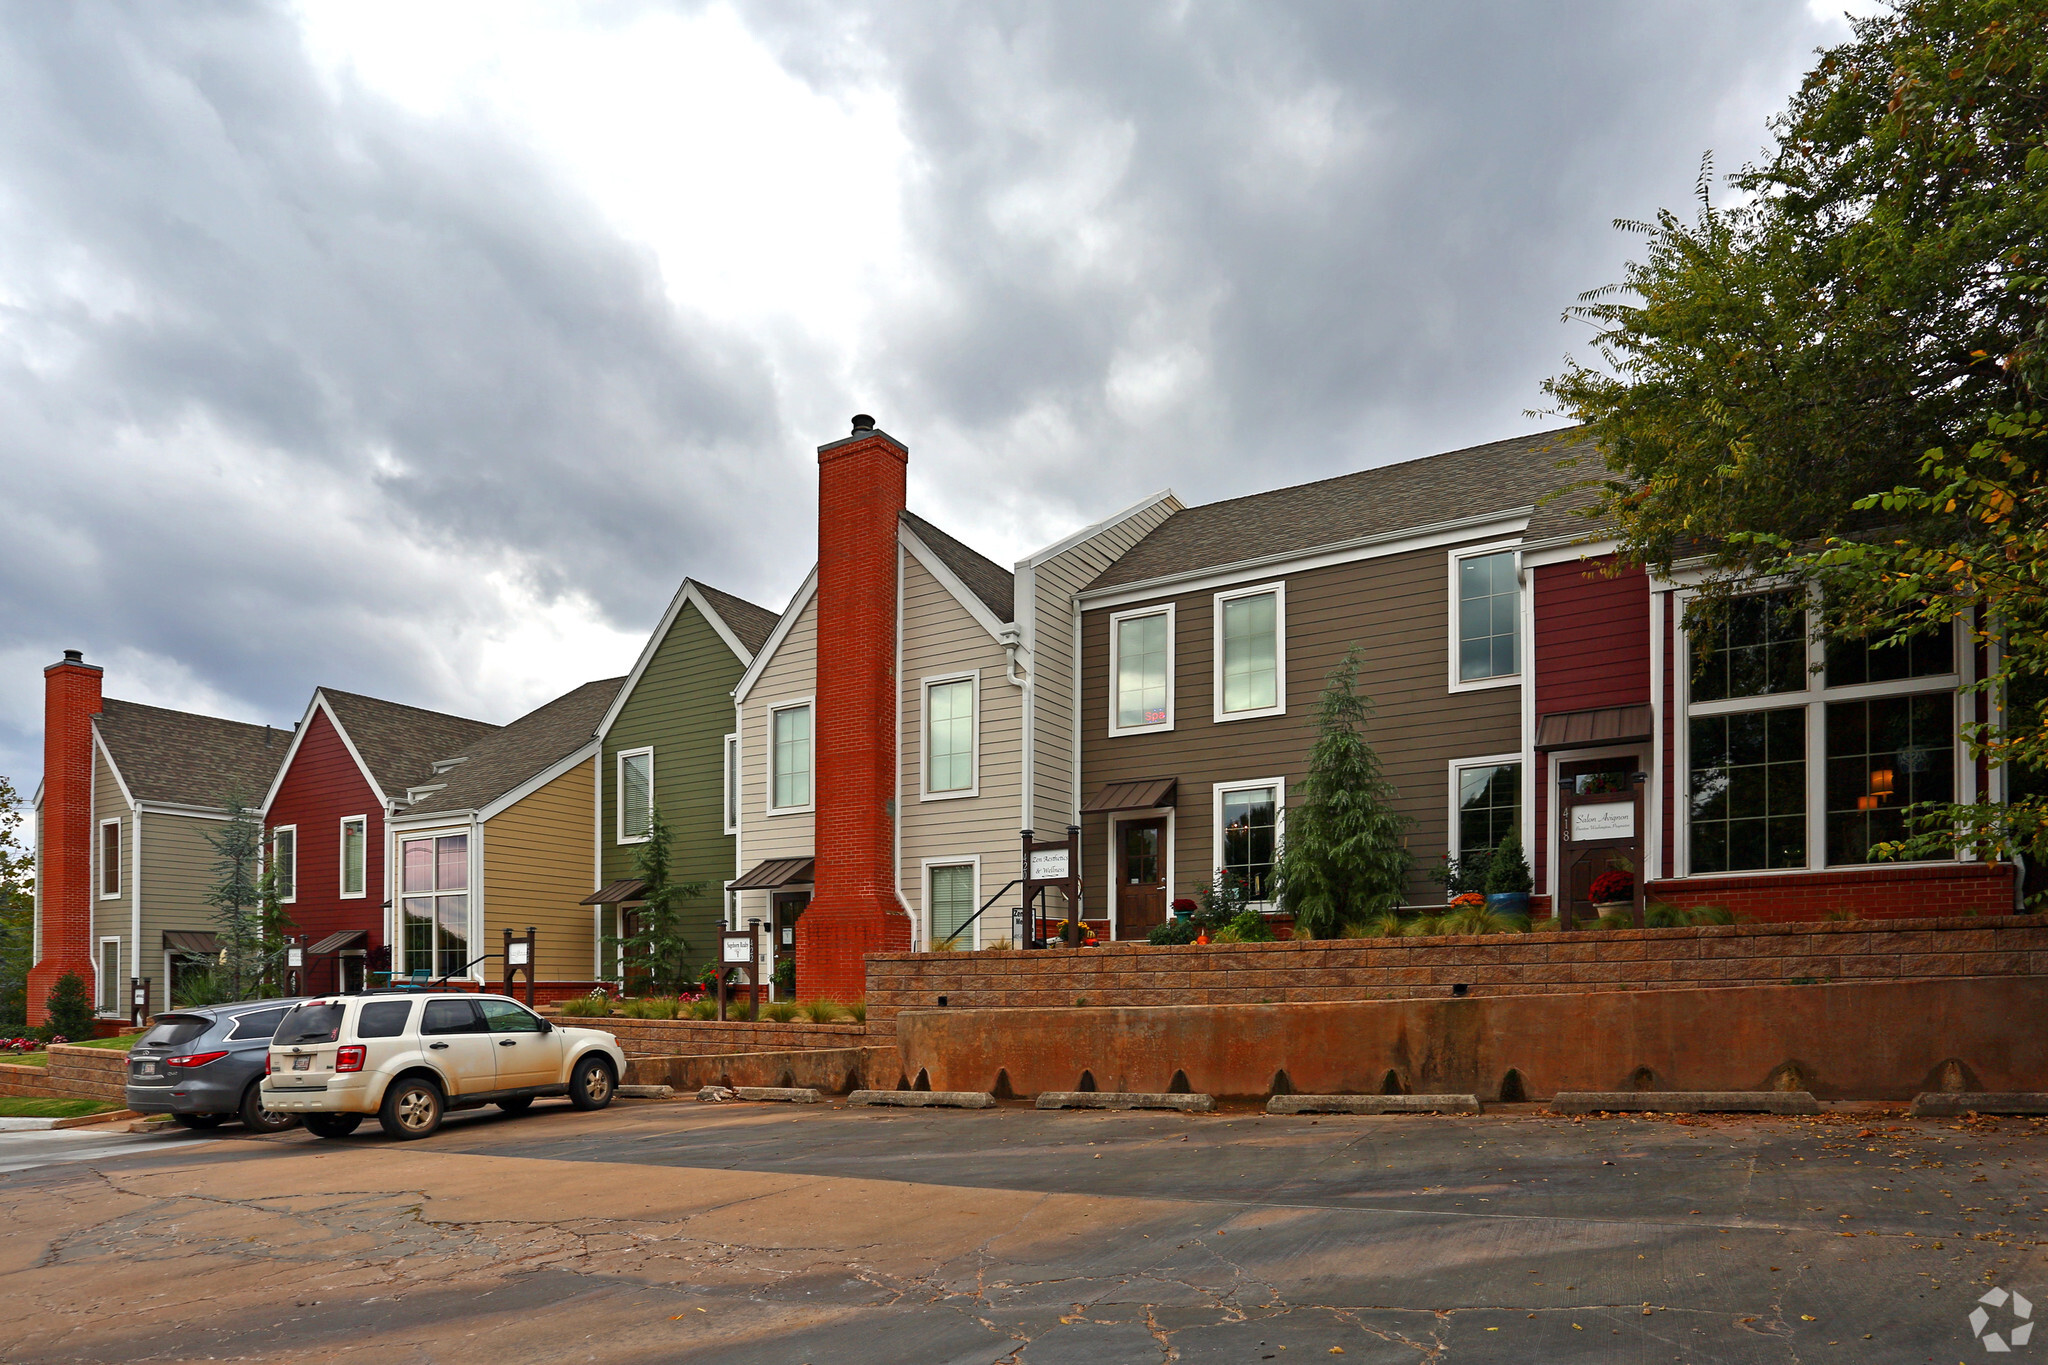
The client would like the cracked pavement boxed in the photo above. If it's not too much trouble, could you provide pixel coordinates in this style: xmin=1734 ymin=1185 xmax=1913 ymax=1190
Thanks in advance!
xmin=0 ymin=1100 xmax=2044 ymax=1362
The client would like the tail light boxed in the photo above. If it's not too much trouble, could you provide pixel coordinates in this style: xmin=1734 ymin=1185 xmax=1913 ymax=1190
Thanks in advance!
xmin=263 ymin=1052 xmax=273 ymax=1076
xmin=335 ymin=1045 xmax=367 ymax=1073
xmin=165 ymin=1050 xmax=229 ymax=1069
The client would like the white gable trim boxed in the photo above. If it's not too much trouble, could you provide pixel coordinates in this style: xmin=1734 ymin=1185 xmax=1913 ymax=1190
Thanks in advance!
xmin=1017 ymin=488 xmax=1180 ymax=571
xmin=733 ymin=566 xmax=820 ymax=705
xmin=90 ymin=725 xmax=137 ymax=812
xmin=899 ymin=523 xmax=1008 ymax=643
xmin=595 ymin=580 xmax=760 ymax=742
xmin=259 ymin=690 xmax=388 ymax=812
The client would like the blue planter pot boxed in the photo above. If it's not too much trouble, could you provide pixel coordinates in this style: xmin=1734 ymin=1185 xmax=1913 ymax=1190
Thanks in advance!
xmin=1486 ymin=892 xmax=1530 ymax=915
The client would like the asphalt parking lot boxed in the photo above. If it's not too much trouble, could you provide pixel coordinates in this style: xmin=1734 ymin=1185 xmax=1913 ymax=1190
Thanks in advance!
xmin=0 ymin=1097 xmax=2042 ymax=1363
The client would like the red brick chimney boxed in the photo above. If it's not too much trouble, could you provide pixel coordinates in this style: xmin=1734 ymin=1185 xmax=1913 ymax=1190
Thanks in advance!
xmin=28 ymin=649 xmax=103 ymax=1026
xmin=797 ymin=415 xmax=914 ymax=1002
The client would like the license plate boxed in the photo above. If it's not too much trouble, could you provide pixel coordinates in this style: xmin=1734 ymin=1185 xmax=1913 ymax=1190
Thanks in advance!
xmin=291 ymin=1055 xmax=311 ymax=1071
xmin=136 ymin=1061 xmax=157 ymax=1076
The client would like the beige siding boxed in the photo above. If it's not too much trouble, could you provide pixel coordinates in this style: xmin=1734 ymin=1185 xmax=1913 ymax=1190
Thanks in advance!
xmin=897 ymin=550 xmax=1025 ymax=947
xmin=1024 ymin=495 xmax=1182 ymax=836
xmin=89 ymin=746 xmax=132 ymax=1012
xmin=734 ymin=592 xmax=819 ymax=924
xmin=482 ymin=758 xmax=598 ymax=983
xmin=137 ymin=810 xmax=231 ymax=1014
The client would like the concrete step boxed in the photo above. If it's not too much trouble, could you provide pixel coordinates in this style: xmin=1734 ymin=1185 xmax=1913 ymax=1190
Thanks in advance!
xmin=1035 ymin=1091 xmax=1215 ymax=1113
xmin=1268 ymin=1094 xmax=1481 ymax=1115
xmin=696 ymin=1086 xmax=823 ymax=1103
xmin=1550 ymin=1091 xmax=1821 ymax=1115
xmin=1909 ymin=1092 xmax=2048 ymax=1117
xmin=847 ymin=1091 xmax=995 ymax=1109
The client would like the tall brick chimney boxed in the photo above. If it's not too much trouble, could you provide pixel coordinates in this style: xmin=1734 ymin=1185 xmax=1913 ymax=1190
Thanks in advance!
xmin=797 ymin=415 xmax=914 ymax=1002
xmin=27 ymin=649 xmax=103 ymax=1026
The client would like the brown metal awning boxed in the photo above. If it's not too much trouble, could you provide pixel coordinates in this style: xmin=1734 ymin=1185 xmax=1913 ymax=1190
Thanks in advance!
xmin=162 ymin=930 xmax=218 ymax=955
xmin=729 ymin=857 xmax=816 ymax=891
xmin=579 ymin=878 xmax=647 ymax=906
xmin=1081 ymin=777 xmax=1178 ymax=814
xmin=1536 ymin=704 xmax=1655 ymax=750
xmin=306 ymin=929 xmax=369 ymax=955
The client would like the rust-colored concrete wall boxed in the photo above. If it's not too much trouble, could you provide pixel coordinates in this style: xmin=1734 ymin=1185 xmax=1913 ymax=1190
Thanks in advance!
xmin=896 ymin=977 xmax=2048 ymax=1101
xmin=624 ymin=1045 xmax=903 ymax=1094
xmin=539 ymin=1013 xmax=868 ymax=1059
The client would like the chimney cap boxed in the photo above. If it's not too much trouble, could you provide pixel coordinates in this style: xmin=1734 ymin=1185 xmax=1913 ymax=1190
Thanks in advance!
xmin=62 ymin=649 xmax=82 ymax=663
xmin=850 ymin=413 xmax=876 ymax=433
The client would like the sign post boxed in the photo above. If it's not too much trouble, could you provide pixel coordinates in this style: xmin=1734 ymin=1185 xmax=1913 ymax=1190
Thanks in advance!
xmin=1020 ymin=826 xmax=1083 ymax=948
xmin=285 ymin=938 xmax=305 ymax=996
xmin=502 ymin=926 xmax=536 ymax=1005
xmin=718 ymin=924 xmax=764 ymax=1020
xmin=129 ymin=977 xmax=149 ymax=1027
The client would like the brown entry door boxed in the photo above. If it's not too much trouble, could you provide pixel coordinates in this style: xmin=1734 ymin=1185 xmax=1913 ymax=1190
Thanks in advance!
xmin=1557 ymin=757 xmax=1643 ymax=924
xmin=1117 ymin=819 xmax=1167 ymax=939
xmin=773 ymin=892 xmax=808 ymax=994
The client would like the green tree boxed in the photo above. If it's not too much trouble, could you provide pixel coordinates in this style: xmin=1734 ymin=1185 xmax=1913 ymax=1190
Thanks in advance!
xmin=605 ymin=808 xmax=704 ymax=996
xmin=1486 ymin=829 xmax=1533 ymax=896
xmin=204 ymin=795 xmax=272 ymax=1000
xmin=1276 ymin=649 xmax=1411 ymax=938
xmin=40 ymin=971 xmax=95 ymax=1043
xmin=0 ymin=773 xmax=33 ymax=1028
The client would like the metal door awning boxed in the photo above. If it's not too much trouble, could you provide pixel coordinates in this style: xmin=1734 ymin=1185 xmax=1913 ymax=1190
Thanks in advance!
xmin=729 ymin=857 xmax=816 ymax=890
xmin=306 ymin=929 xmax=369 ymax=955
xmin=1080 ymin=777 xmax=1177 ymax=813
xmin=162 ymin=930 xmax=218 ymax=955
xmin=1535 ymin=704 xmax=1653 ymax=750
xmin=580 ymin=878 xmax=647 ymax=906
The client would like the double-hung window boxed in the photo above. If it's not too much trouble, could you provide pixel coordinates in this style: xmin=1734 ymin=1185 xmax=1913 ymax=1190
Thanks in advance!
xmin=270 ymin=826 xmax=297 ymax=902
xmin=1214 ymin=583 xmax=1285 ymax=721
xmin=99 ymin=819 xmax=121 ymax=899
xmin=617 ymin=747 xmax=653 ymax=842
xmin=1452 ymin=759 xmax=1522 ymax=859
xmin=1214 ymin=779 xmax=1283 ymax=904
xmin=401 ymin=833 xmax=469 ymax=977
xmin=926 ymin=861 xmax=977 ymax=950
xmin=1452 ymin=547 xmax=1520 ymax=687
xmin=924 ymin=675 xmax=977 ymax=797
xmin=339 ymin=816 xmax=367 ymax=897
xmin=1109 ymin=605 xmax=1174 ymax=735
xmin=770 ymin=703 xmax=813 ymax=811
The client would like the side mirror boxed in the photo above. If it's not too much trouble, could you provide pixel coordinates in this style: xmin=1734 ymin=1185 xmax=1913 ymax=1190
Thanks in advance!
xmin=538 ymin=1018 xmax=553 ymax=1034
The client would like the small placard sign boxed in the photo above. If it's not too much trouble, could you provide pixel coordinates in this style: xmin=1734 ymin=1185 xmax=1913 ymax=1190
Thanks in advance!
xmin=507 ymin=941 xmax=529 ymax=967
xmin=781 ymin=926 xmax=794 ymax=946
xmin=722 ymin=935 xmax=754 ymax=964
xmin=1570 ymin=801 xmax=1636 ymax=842
xmin=286 ymin=946 xmax=304 ymax=968
xmin=1029 ymin=848 xmax=1070 ymax=881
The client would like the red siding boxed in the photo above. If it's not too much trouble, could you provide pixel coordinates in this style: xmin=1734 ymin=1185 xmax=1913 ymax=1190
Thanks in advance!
xmin=265 ymin=707 xmax=384 ymax=994
xmin=1533 ymin=557 xmax=1651 ymax=714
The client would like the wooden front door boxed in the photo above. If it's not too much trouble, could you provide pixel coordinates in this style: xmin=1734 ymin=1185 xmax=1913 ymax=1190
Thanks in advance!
xmin=773 ymin=892 xmax=809 ymax=996
xmin=1557 ymin=756 xmax=1644 ymax=925
xmin=1116 ymin=819 xmax=1168 ymax=939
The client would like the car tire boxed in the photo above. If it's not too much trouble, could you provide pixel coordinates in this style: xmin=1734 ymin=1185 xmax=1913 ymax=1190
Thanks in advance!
xmin=240 ymin=1084 xmax=299 ymax=1134
xmin=303 ymin=1113 xmax=362 ymax=1139
xmin=379 ymin=1077 xmax=445 ymax=1140
xmin=567 ymin=1054 xmax=615 ymax=1111
xmin=496 ymin=1096 xmax=535 ymax=1114
xmin=170 ymin=1112 xmax=226 ymax=1130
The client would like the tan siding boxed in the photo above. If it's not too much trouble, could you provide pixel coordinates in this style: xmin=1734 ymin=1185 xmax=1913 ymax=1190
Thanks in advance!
xmin=136 ymin=810 xmax=230 ymax=1014
xmin=734 ymin=593 xmax=819 ymax=924
xmin=898 ymin=551 xmax=1024 ymax=946
xmin=1078 ymin=539 xmax=1524 ymax=921
xmin=90 ymin=747 xmax=131 ymax=1011
xmin=482 ymin=759 xmax=598 ymax=982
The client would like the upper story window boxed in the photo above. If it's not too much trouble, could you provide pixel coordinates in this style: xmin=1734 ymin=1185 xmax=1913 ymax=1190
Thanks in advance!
xmin=1825 ymin=618 xmax=1955 ymax=687
xmin=1110 ymin=604 xmax=1174 ymax=735
xmin=99 ymin=819 xmax=121 ymax=899
xmin=617 ymin=747 xmax=653 ymax=843
xmin=924 ymin=676 xmax=977 ymax=796
xmin=722 ymin=734 xmax=739 ymax=835
xmin=770 ymin=703 xmax=813 ymax=811
xmin=339 ymin=816 xmax=367 ymax=897
xmin=1454 ymin=548 xmax=1520 ymax=685
xmin=1215 ymin=584 xmax=1285 ymax=720
xmin=1689 ymin=590 xmax=1806 ymax=701
xmin=270 ymin=826 xmax=297 ymax=902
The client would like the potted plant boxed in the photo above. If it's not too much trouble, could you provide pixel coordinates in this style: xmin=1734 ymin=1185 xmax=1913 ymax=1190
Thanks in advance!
xmin=1484 ymin=830 xmax=1532 ymax=915
xmin=1588 ymin=868 xmax=1635 ymax=912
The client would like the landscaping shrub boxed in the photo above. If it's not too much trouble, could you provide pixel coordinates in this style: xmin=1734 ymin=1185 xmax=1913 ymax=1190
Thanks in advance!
xmin=799 ymin=1000 xmax=842 ymax=1023
xmin=620 ymin=996 xmax=679 ymax=1020
xmin=684 ymin=997 xmax=719 ymax=1020
xmin=1485 ymin=831 xmax=1533 ymax=895
xmin=558 ymin=995 xmax=612 ymax=1018
xmin=1147 ymin=918 xmax=1198 ymax=946
xmin=1440 ymin=904 xmax=1530 ymax=936
xmin=762 ymin=1001 xmax=801 ymax=1023
xmin=844 ymin=1001 xmax=867 ymax=1024
xmin=39 ymin=971 xmax=93 ymax=1043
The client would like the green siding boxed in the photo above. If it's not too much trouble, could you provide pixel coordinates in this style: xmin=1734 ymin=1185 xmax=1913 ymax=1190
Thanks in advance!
xmin=601 ymin=600 xmax=746 ymax=971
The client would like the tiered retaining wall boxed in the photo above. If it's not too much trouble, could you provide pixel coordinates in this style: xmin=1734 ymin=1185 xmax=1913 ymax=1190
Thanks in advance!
xmin=0 ymin=1045 xmax=128 ymax=1104
xmin=625 ymin=1045 xmax=904 ymax=1094
xmin=540 ymin=1014 xmax=868 ymax=1059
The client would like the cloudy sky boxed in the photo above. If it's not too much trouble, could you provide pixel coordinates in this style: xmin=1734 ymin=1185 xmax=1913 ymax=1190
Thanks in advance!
xmin=0 ymin=0 xmax=1869 ymax=795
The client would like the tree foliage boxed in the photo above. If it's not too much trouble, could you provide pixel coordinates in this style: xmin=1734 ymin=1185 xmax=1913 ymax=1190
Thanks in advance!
xmin=204 ymin=795 xmax=281 ymax=1000
xmin=0 ymin=773 xmax=32 ymax=1028
xmin=41 ymin=971 xmax=94 ymax=1043
xmin=1276 ymin=649 xmax=1411 ymax=938
xmin=606 ymin=807 xmax=704 ymax=996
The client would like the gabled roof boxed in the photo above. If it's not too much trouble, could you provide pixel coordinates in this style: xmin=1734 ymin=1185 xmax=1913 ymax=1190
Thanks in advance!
xmin=401 ymin=676 xmax=625 ymax=817
xmin=1084 ymin=429 xmax=1598 ymax=593
xmin=93 ymin=699 xmax=290 ymax=809
xmin=694 ymin=583 xmax=780 ymax=656
xmin=595 ymin=578 xmax=778 ymax=742
xmin=315 ymin=689 xmax=500 ymax=801
xmin=901 ymin=511 xmax=1015 ymax=623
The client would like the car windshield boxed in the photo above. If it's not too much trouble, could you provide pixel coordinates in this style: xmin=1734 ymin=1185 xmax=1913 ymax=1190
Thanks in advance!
xmin=136 ymin=1016 xmax=210 ymax=1048
xmin=273 ymin=1002 xmax=347 ymax=1046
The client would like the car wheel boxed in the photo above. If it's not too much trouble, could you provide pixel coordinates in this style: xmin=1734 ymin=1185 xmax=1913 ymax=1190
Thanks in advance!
xmin=496 ymin=1096 xmax=535 ymax=1114
xmin=303 ymin=1113 xmax=363 ymax=1139
xmin=568 ymin=1055 xmax=615 ymax=1111
xmin=240 ymin=1084 xmax=299 ymax=1134
xmin=379 ymin=1078 xmax=444 ymax=1140
xmin=170 ymin=1113 xmax=226 ymax=1130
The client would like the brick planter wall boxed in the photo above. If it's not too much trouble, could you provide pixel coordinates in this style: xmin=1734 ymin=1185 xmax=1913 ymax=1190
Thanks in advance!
xmin=1648 ymin=861 xmax=2014 ymax=922
xmin=537 ymin=1013 xmax=868 ymax=1059
xmin=0 ymin=1046 xmax=128 ymax=1104
xmin=865 ymin=913 xmax=2048 ymax=1039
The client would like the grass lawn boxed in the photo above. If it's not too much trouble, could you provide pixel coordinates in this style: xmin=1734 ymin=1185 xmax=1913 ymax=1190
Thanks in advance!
xmin=0 ymin=1097 xmax=119 ymax=1119
xmin=1 ymin=1033 xmax=140 ymax=1068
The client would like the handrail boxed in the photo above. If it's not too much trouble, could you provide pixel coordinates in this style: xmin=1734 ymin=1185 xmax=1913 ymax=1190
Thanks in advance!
xmin=936 ymin=878 xmax=1023 ymax=949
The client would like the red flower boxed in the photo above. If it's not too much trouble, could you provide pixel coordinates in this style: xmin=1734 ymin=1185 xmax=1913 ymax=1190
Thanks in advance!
xmin=1588 ymin=870 xmax=1634 ymax=904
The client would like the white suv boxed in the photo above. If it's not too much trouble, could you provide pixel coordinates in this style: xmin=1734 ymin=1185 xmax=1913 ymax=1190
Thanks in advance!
xmin=262 ymin=992 xmax=627 ymax=1140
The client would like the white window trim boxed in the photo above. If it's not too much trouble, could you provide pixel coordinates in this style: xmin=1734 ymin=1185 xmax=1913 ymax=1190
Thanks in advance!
xmin=1211 ymin=581 xmax=1287 ymax=723
xmin=395 ymin=827 xmax=471 ymax=978
xmin=615 ymin=746 xmax=654 ymax=844
xmin=98 ymin=818 xmax=121 ymax=899
xmin=722 ymin=733 xmax=739 ymax=835
xmin=1210 ymin=776 xmax=1286 ymax=910
xmin=271 ymin=825 xmax=298 ymax=904
xmin=920 ymin=670 xmax=981 ymax=801
xmin=1447 ymin=540 xmax=1524 ymax=693
xmin=1107 ymin=602 xmax=1176 ymax=737
xmin=921 ymin=855 xmax=982 ymax=951
xmin=766 ymin=698 xmax=816 ymax=815
xmin=339 ymin=815 xmax=369 ymax=899
xmin=1446 ymin=753 xmax=1523 ymax=862
xmin=97 ymin=936 xmax=121 ymax=1017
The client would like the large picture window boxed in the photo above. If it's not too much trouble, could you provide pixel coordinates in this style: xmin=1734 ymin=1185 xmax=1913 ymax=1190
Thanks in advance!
xmin=1215 ymin=780 xmax=1282 ymax=903
xmin=401 ymin=833 xmax=469 ymax=978
xmin=924 ymin=677 xmax=976 ymax=795
xmin=1688 ymin=709 xmax=1808 ymax=873
xmin=1215 ymin=584 xmax=1284 ymax=719
xmin=270 ymin=826 xmax=297 ymax=902
xmin=927 ymin=862 xmax=976 ymax=950
xmin=1110 ymin=606 xmax=1173 ymax=733
xmin=339 ymin=816 xmax=367 ymax=897
xmin=1455 ymin=549 xmax=1520 ymax=684
xmin=770 ymin=704 xmax=812 ymax=810
xmin=1454 ymin=761 xmax=1522 ymax=857
xmin=617 ymin=748 xmax=653 ymax=842
xmin=1689 ymin=590 xmax=1806 ymax=702
xmin=1825 ymin=694 xmax=1956 ymax=865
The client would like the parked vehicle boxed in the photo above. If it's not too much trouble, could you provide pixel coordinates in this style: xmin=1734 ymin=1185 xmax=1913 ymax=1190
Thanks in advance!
xmin=261 ymin=992 xmax=626 ymax=1140
xmin=126 ymin=998 xmax=306 ymax=1133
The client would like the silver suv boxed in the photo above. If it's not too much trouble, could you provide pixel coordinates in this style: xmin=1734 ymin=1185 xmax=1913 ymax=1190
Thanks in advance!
xmin=261 ymin=992 xmax=626 ymax=1140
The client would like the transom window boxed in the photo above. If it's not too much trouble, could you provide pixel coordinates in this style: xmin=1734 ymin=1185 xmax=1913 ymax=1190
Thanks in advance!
xmin=1456 ymin=550 xmax=1520 ymax=683
xmin=1216 ymin=781 xmax=1281 ymax=902
xmin=339 ymin=816 xmax=367 ymax=897
xmin=269 ymin=826 xmax=297 ymax=902
xmin=927 ymin=862 xmax=976 ymax=949
xmin=1455 ymin=761 xmax=1522 ymax=856
xmin=1825 ymin=619 xmax=1955 ymax=687
xmin=617 ymin=748 xmax=653 ymax=842
xmin=925 ymin=677 xmax=976 ymax=795
xmin=771 ymin=704 xmax=812 ymax=810
xmin=1112 ymin=607 xmax=1173 ymax=732
xmin=1689 ymin=590 xmax=1806 ymax=702
xmin=401 ymin=833 xmax=469 ymax=978
xmin=1216 ymin=585 xmax=1283 ymax=718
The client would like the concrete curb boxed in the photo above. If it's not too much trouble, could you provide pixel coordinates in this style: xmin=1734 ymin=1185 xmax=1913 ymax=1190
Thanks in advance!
xmin=697 ymin=1086 xmax=823 ymax=1103
xmin=1035 ymin=1091 xmax=1215 ymax=1113
xmin=847 ymin=1090 xmax=996 ymax=1109
xmin=615 ymin=1085 xmax=675 ymax=1100
xmin=1267 ymin=1094 xmax=1481 ymax=1115
xmin=0 ymin=1109 xmax=135 ymax=1132
xmin=1909 ymin=1092 xmax=2048 ymax=1117
xmin=1549 ymin=1091 xmax=1821 ymax=1115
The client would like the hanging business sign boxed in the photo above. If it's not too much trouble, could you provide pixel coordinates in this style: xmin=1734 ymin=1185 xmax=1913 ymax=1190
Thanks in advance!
xmin=1570 ymin=802 xmax=1636 ymax=842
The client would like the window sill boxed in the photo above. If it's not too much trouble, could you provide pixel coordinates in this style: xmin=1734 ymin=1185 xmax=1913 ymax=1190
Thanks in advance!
xmin=1213 ymin=704 xmax=1286 ymax=724
xmin=765 ymin=806 xmax=815 ymax=818
xmin=920 ymin=787 xmax=979 ymax=803
xmin=1448 ymin=673 xmax=1520 ymax=694
xmin=616 ymin=835 xmax=652 ymax=845
xmin=1107 ymin=721 xmax=1175 ymax=739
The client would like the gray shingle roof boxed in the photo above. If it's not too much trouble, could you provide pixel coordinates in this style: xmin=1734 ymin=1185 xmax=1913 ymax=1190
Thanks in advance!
xmin=902 ymin=511 xmax=1016 ymax=623
xmin=94 ymin=698 xmax=290 ymax=808
xmin=693 ymin=582 xmax=779 ymax=657
xmin=317 ymin=689 xmax=499 ymax=800
xmin=1084 ymin=429 xmax=1603 ymax=593
xmin=402 ymin=677 xmax=625 ymax=816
